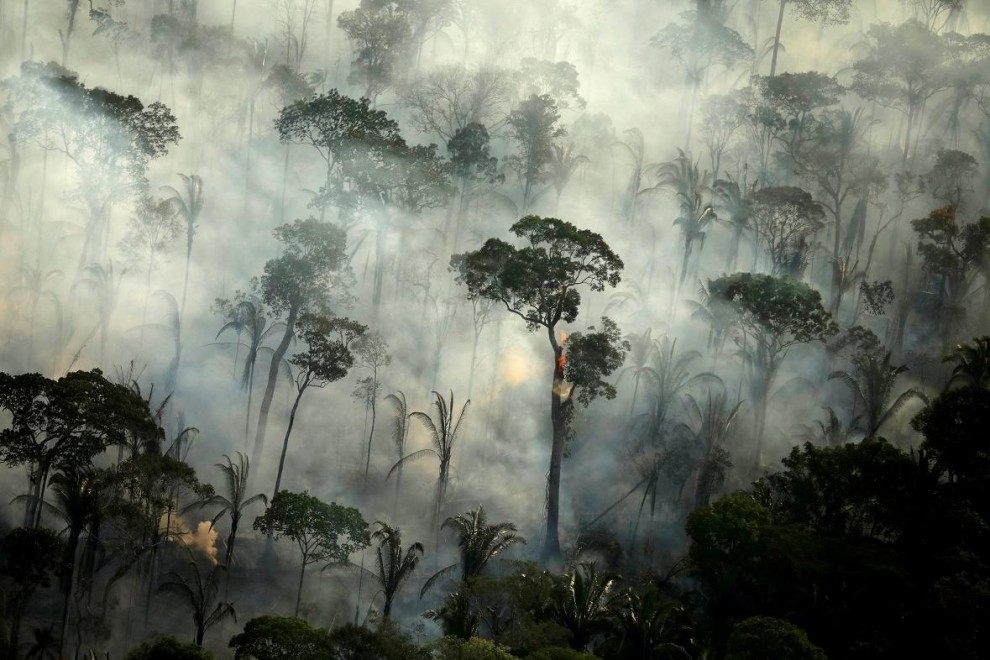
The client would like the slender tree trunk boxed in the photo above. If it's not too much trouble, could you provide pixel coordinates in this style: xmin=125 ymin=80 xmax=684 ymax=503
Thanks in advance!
xmin=20 ymin=0 xmax=28 ymax=60
xmin=273 ymin=382 xmax=306 ymax=498
xmin=225 ymin=516 xmax=239 ymax=567
xmin=543 ymin=327 xmax=566 ymax=563
xmin=279 ymin=143 xmax=291 ymax=224
xmin=294 ymin=560 xmax=306 ymax=616
xmin=244 ymin=361 xmax=255 ymax=446
xmin=363 ymin=395 xmax=377 ymax=485
xmin=253 ymin=307 xmax=298 ymax=470
xmin=769 ymin=0 xmax=786 ymax=78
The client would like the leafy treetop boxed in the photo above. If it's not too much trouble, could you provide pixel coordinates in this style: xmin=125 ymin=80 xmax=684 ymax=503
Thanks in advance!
xmin=450 ymin=216 xmax=623 ymax=331
xmin=254 ymin=491 xmax=369 ymax=567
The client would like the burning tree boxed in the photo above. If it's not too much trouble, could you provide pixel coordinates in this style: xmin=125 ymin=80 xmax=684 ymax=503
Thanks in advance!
xmin=451 ymin=216 xmax=626 ymax=562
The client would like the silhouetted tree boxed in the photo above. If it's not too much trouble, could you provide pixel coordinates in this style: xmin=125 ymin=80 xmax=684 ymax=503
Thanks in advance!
xmin=254 ymin=491 xmax=369 ymax=616
xmin=452 ymin=216 xmax=625 ymax=561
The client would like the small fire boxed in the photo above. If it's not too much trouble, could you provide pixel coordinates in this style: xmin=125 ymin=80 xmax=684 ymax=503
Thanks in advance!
xmin=165 ymin=513 xmax=220 ymax=564
xmin=557 ymin=331 xmax=569 ymax=370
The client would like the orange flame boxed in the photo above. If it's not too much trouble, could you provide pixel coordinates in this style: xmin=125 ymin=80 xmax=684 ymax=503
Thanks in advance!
xmin=557 ymin=331 xmax=569 ymax=370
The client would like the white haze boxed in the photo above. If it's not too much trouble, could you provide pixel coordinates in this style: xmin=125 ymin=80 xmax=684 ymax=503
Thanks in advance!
xmin=1 ymin=0 xmax=989 ymax=652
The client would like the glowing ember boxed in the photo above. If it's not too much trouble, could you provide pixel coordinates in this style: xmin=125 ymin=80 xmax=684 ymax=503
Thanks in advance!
xmin=557 ymin=331 xmax=569 ymax=370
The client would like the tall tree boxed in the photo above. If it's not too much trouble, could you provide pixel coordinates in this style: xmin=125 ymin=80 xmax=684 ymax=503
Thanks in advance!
xmin=422 ymin=506 xmax=525 ymax=596
xmin=157 ymin=557 xmax=236 ymax=646
xmin=337 ymin=1 xmax=412 ymax=102
xmin=451 ymin=216 xmax=625 ymax=561
xmin=161 ymin=173 xmax=204 ymax=325
xmin=828 ymin=348 xmax=927 ymax=439
xmin=746 ymin=186 xmax=826 ymax=277
xmin=273 ymin=313 xmax=366 ymax=498
xmin=2 ymin=61 xmax=180 ymax=269
xmin=252 ymin=218 xmax=350 ymax=471
xmin=911 ymin=208 xmax=990 ymax=349
xmin=0 ymin=369 xmax=161 ymax=528
xmin=506 ymin=95 xmax=566 ymax=213
xmin=201 ymin=453 xmax=267 ymax=567
xmin=704 ymin=273 xmax=837 ymax=467
xmin=254 ymin=490 xmax=369 ymax=616
xmin=368 ymin=521 xmax=424 ymax=618
xmin=389 ymin=391 xmax=470 ymax=546
xmin=765 ymin=0 xmax=853 ymax=78
xmin=351 ymin=331 xmax=390 ymax=486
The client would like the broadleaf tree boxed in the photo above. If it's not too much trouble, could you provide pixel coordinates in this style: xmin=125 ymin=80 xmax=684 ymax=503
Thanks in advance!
xmin=253 ymin=491 xmax=369 ymax=616
xmin=451 ymin=215 xmax=626 ymax=562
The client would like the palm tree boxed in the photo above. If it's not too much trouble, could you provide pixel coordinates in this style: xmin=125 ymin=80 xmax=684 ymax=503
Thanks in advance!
xmin=795 ymin=406 xmax=856 ymax=448
xmin=828 ymin=350 xmax=927 ymax=439
xmin=547 ymin=142 xmax=589 ymax=212
xmin=686 ymin=389 xmax=743 ymax=509
xmin=613 ymin=128 xmax=646 ymax=224
xmin=157 ymin=556 xmax=236 ymax=646
xmin=368 ymin=521 xmax=424 ymax=618
xmin=15 ymin=466 xmax=104 ymax=658
xmin=73 ymin=261 xmax=124 ymax=368
xmin=713 ymin=177 xmax=750 ymax=272
xmin=422 ymin=506 xmax=525 ymax=597
xmin=617 ymin=328 xmax=658 ymax=420
xmin=384 ymin=391 xmax=411 ymax=505
xmin=604 ymin=585 xmax=694 ymax=659
xmin=555 ymin=562 xmax=619 ymax=651
xmin=389 ymin=391 xmax=470 ymax=544
xmin=201 ymin=453 xmax=267 ymax=567
xmin=161 ymin=173 xmax=204 ymax=324
xmin=629 ymin=336 xmax=720 ymax=541
xmin=943 ymin=336 xmax=990 ymax=390
xmin=215 ymin=298 xmax=285 ymax=440
xmin=647 ymin=149 xmax=716 ymax=286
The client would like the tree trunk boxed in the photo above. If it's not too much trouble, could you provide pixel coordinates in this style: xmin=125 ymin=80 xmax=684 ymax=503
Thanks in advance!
xmin=253 ymin=306 xmax=298 ymax=471
xmin=295 ymin=560 xmax=306 ymax=616
xmin=363 ymin=393 xmax=377 ymax=485
xmin=769 ymin=0 xmax=786 ymax=78
xmin=273 ymin=382 xmax=306 ymax=498
xmin=543 ymin=327 xmax=566 ymax=564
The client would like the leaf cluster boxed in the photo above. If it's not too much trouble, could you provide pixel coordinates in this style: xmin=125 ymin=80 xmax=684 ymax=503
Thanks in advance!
xmin=451 ymin=216 xmax=623 ymax=331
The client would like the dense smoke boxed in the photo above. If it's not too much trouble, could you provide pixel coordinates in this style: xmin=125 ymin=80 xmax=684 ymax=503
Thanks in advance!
xmin=1 ymin=0 xmax=989 ymax=656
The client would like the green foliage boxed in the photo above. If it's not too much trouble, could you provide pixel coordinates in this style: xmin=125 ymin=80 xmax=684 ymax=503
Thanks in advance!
xmin=451 ymin=216 xmax=623 ymax=331
xmin=337 ymin=4 xmax=412 ymax=99
xmin=564 ymin=317 xmax=629 ymax=406
xmin=427 ymin=636 xmax=515 ymax=660
xmin=253 ymin=491 xmax=370 ymax=567
xmin=706 ymin=273 xmax=837 ymax=350
xmin=686 ymin=493 xmax=773 ymax=585
xmin=726 ymin=616 xmax=826 ymax=660
xmin=506 ymin=95 xmax=566 ymax=208
xmin=125 ymin=636 xmax=215 ymax=660
xmin=448 ymin=123 xmax=502 ymax=185
xmin=0 ymin=527 xmax=67 ymax=602
xmin=943 ymin=336 xmax=990 ymax=390
xmin=913 ymin=385 xmax=990 ymax=480
xmin=261 ymin=218 xmax=350 ymax=316
xmin=525 ymin=647 xmax=596 ymax=660
xmin=651 ymin=11 xmax=753 ymax=83
xmin=229 ymin=616 xmax=331 ymax=660
xmin=746 ymin=186 xmax=826 ymax=277
xmin=370 ymin=521 xmax=424 ymax=617
xmin=756 ymin=440 xmax=915 ymax=539
xmin=552 ymin=562 xmax=619 ymax=651
xmin=0 ymin=369 xmax=162 ymax=477
xmin=290 ymin=313 xmax=366 ymax=385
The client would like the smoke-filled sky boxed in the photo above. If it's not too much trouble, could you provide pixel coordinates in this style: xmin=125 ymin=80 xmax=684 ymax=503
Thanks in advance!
xmin=2 ymin=0 xmax=990 ymax=642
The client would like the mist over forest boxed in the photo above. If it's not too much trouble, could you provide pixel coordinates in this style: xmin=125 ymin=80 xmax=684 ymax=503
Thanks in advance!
xmin=1 ymin=1 xmax=990 ymax=658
